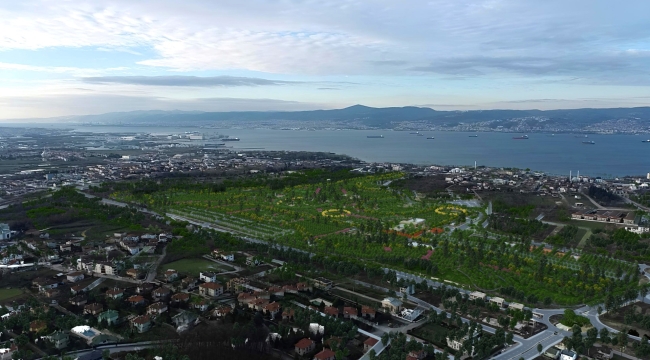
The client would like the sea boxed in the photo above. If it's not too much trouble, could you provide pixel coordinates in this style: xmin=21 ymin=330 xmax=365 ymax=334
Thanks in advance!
xmin=12 ymin=124 xmax=650 ymax=178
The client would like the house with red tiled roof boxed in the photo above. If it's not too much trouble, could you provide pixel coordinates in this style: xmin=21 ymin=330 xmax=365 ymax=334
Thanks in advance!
xmin=84 ymin=303 xmax=103 ymax=316
xmin=193 ymin=299 xmax=209 ymax=312
xmin=70 ymin=284 xmax=86 ymax=295
xmin=237 ymin=292 xmax=256 ymax=305
xmin=282 ymin=284 xmax=298 ymax=294
xmin=253 ymin=290 xmax=270 ymax=299
xmin=282 ymin=308 xmax=295 ymax=321
xmin=213 ymin=305 xmax=232 ymax=317
xmin=295 ymin=338 xmax=315 ymax=356
xmin=361 ymin=306 xmax=376 ymax=320
xmin=364 ymin=337 xmax=379 ymax=353
xmin=263 ymin=302 xmax=281 ymax=317
xmin=268 ymin=286 xmax=285 ymax=297
xmin=296 ymin=282 xmax=312 ymax=292
xmin=164 ymin=269 xmax=178 ymax=282
xmin=171 ymin=292 xmax=190 ymax=303
xmin=131 ymin=315 xmax=152 ymax=333
xmin=105 ymin=288 xmax=124 ymax=300
xmin=407 ymin=350 xmax=427 ymax=360
xmin=147 ymin=302 xmax=168 ymax=316
xmin=199 ymin=282 xmax=223 ymax=297
xmin=152 ymin=287 xmax=171 ymax=301
xmin=343 ymin=306 xmax=357 ymax=319
xmin=127 ymin=295 xmax=146 ymax=306
xmin=314 ymin=348 xmax=336 ymax=360
xmin=249 ymin=298 xmax=269 ymax=311
xmin=324 ymin=306 xmax=339 ymax=317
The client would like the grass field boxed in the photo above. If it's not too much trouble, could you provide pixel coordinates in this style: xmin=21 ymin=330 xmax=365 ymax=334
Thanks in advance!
xmin=567 ymin=220 xmax=612 ymax=230
xmin=0 ymin=288 xmax=23 ymax=301
xmin=163 ymin=258 xmax=233 ymax=276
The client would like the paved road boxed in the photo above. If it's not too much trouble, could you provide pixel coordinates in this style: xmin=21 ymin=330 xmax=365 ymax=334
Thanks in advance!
xmin=146 ymin=245 xmax=167 ymax=282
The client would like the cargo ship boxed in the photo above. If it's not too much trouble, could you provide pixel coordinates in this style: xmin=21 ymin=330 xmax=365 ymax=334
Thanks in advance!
xmin=512 ymin=135 xmax=529 ymax=139
xmin=367 ymin=135 xmax=384 ymax=138
xmin=427 ymin=137 xmax=435 ymax=139
xmin=221 ymin=137 xmax=240 ymax=141
xmin=468 ymin=135 xmax=478 ymax=137
xmin=582 ymin=141 xmax=596 ymax=145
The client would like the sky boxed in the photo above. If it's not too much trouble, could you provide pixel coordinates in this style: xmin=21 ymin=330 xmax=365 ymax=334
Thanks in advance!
xmin=2 ymin=0 xmax=650 ymax=119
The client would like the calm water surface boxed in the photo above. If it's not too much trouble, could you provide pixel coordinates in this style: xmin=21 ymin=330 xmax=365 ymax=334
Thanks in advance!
xmin=69 ymin=126 xmax=649 ymax=177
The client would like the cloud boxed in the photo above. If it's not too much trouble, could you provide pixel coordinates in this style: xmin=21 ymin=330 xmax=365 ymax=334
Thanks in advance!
xmin=81 ymin=75 xmax=301 ymax=87
xmin=369 ymin=60 xmax=407 ymax=66
xmin=1 ymin=0 xmax=649 ymax=79
xmin=409 ymin=51 xmax=650 ymax=84
xmin=0 ymin=62 xmax=128 ymax=76
xmin=0 ymin=93 xmax=329 ymax=119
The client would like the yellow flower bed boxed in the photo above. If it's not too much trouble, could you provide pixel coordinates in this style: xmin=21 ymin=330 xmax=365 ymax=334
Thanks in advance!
xmin=321 ymin=209 xmax=351 ymax=217
xmin=434 ymin=205 xmax=468 ymax=215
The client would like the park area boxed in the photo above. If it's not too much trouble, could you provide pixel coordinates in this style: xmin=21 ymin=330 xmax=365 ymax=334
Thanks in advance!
xmin=106 ymin=171 xmax=642 ymax=306
xmin=163 ymin=258 xmax=234 ymax=276
xmin=111 ymin=172 xmax=480 ymax=261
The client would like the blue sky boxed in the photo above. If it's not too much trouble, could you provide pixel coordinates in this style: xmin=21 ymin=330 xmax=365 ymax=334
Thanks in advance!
xmin=1 ymin=0 xmax=650 ymax=119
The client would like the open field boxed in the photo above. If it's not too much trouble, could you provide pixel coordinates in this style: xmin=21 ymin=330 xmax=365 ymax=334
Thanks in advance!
xmin=0 ymin=288 xmax=23 ymax=301
xmin=567 ymin=220 xmax=612 ymax=230
xmin=163 ymin=258 xmax=233 ymax=275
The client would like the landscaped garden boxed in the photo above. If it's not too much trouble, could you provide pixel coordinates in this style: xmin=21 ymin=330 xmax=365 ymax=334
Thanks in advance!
xmin=101 ymin=170 xmax=643 ymax=306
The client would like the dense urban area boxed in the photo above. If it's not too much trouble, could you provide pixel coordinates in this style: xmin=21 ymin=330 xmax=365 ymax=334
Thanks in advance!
xmin=0 ymin=127 xmax=650 ymax=360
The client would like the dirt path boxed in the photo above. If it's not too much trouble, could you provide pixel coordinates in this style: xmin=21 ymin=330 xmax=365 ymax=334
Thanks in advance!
xmin=577 ymin=229 xmax=592 ymax=249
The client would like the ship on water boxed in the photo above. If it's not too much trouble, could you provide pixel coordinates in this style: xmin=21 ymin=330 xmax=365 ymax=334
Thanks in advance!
xmin=643 ymin=140 xmax=650 ymax=143
xmin=582 ymin=141 xmax=596 ymax=145
xmin=367 ymin=135 xmax=384 ymax=138
xmin=427 ymin=137 xmax=435 ymax=139
xmin=221 ymin=137 xmax=240 ymax=141
xmin=512 ymin=135 xmax=529 ymax=139
xmin=468 ymin=135 xmax=478 ymax=137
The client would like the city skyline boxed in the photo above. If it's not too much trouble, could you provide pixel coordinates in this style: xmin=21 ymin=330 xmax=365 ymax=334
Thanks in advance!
xmin=2 ymin=0 xmax=650 ymax=119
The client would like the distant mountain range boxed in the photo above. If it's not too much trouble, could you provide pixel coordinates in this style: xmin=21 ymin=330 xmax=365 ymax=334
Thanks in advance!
xmin=30 ymin=105 xmax=650 ymax=133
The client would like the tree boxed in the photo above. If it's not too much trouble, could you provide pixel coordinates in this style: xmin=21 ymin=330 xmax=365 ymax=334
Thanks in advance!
xmin=537 ymin=343 xmax=543 ymax=354
xmin=585 ymin=327 xmax=598 ymax=349
xmin=599 ymin=327 xmax=610 ymax=344
xmin=505 ymin=332 xmax=513 ymax=344
xmin=368 ymin=349 xmax=376 ymax=360
xmin=617 ymin=329 xmax=628 ymax=351
xmin=381 ymin=332 xmax=390 ymax=345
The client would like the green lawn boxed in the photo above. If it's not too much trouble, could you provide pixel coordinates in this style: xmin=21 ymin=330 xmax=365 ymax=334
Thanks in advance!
xmin=0 ymin=288 xmax=23 ymax=301
xmin=162 ymin=258 xmax=233 ymax=276
xmin=567 ymin=220 xmax=610 ymax=230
